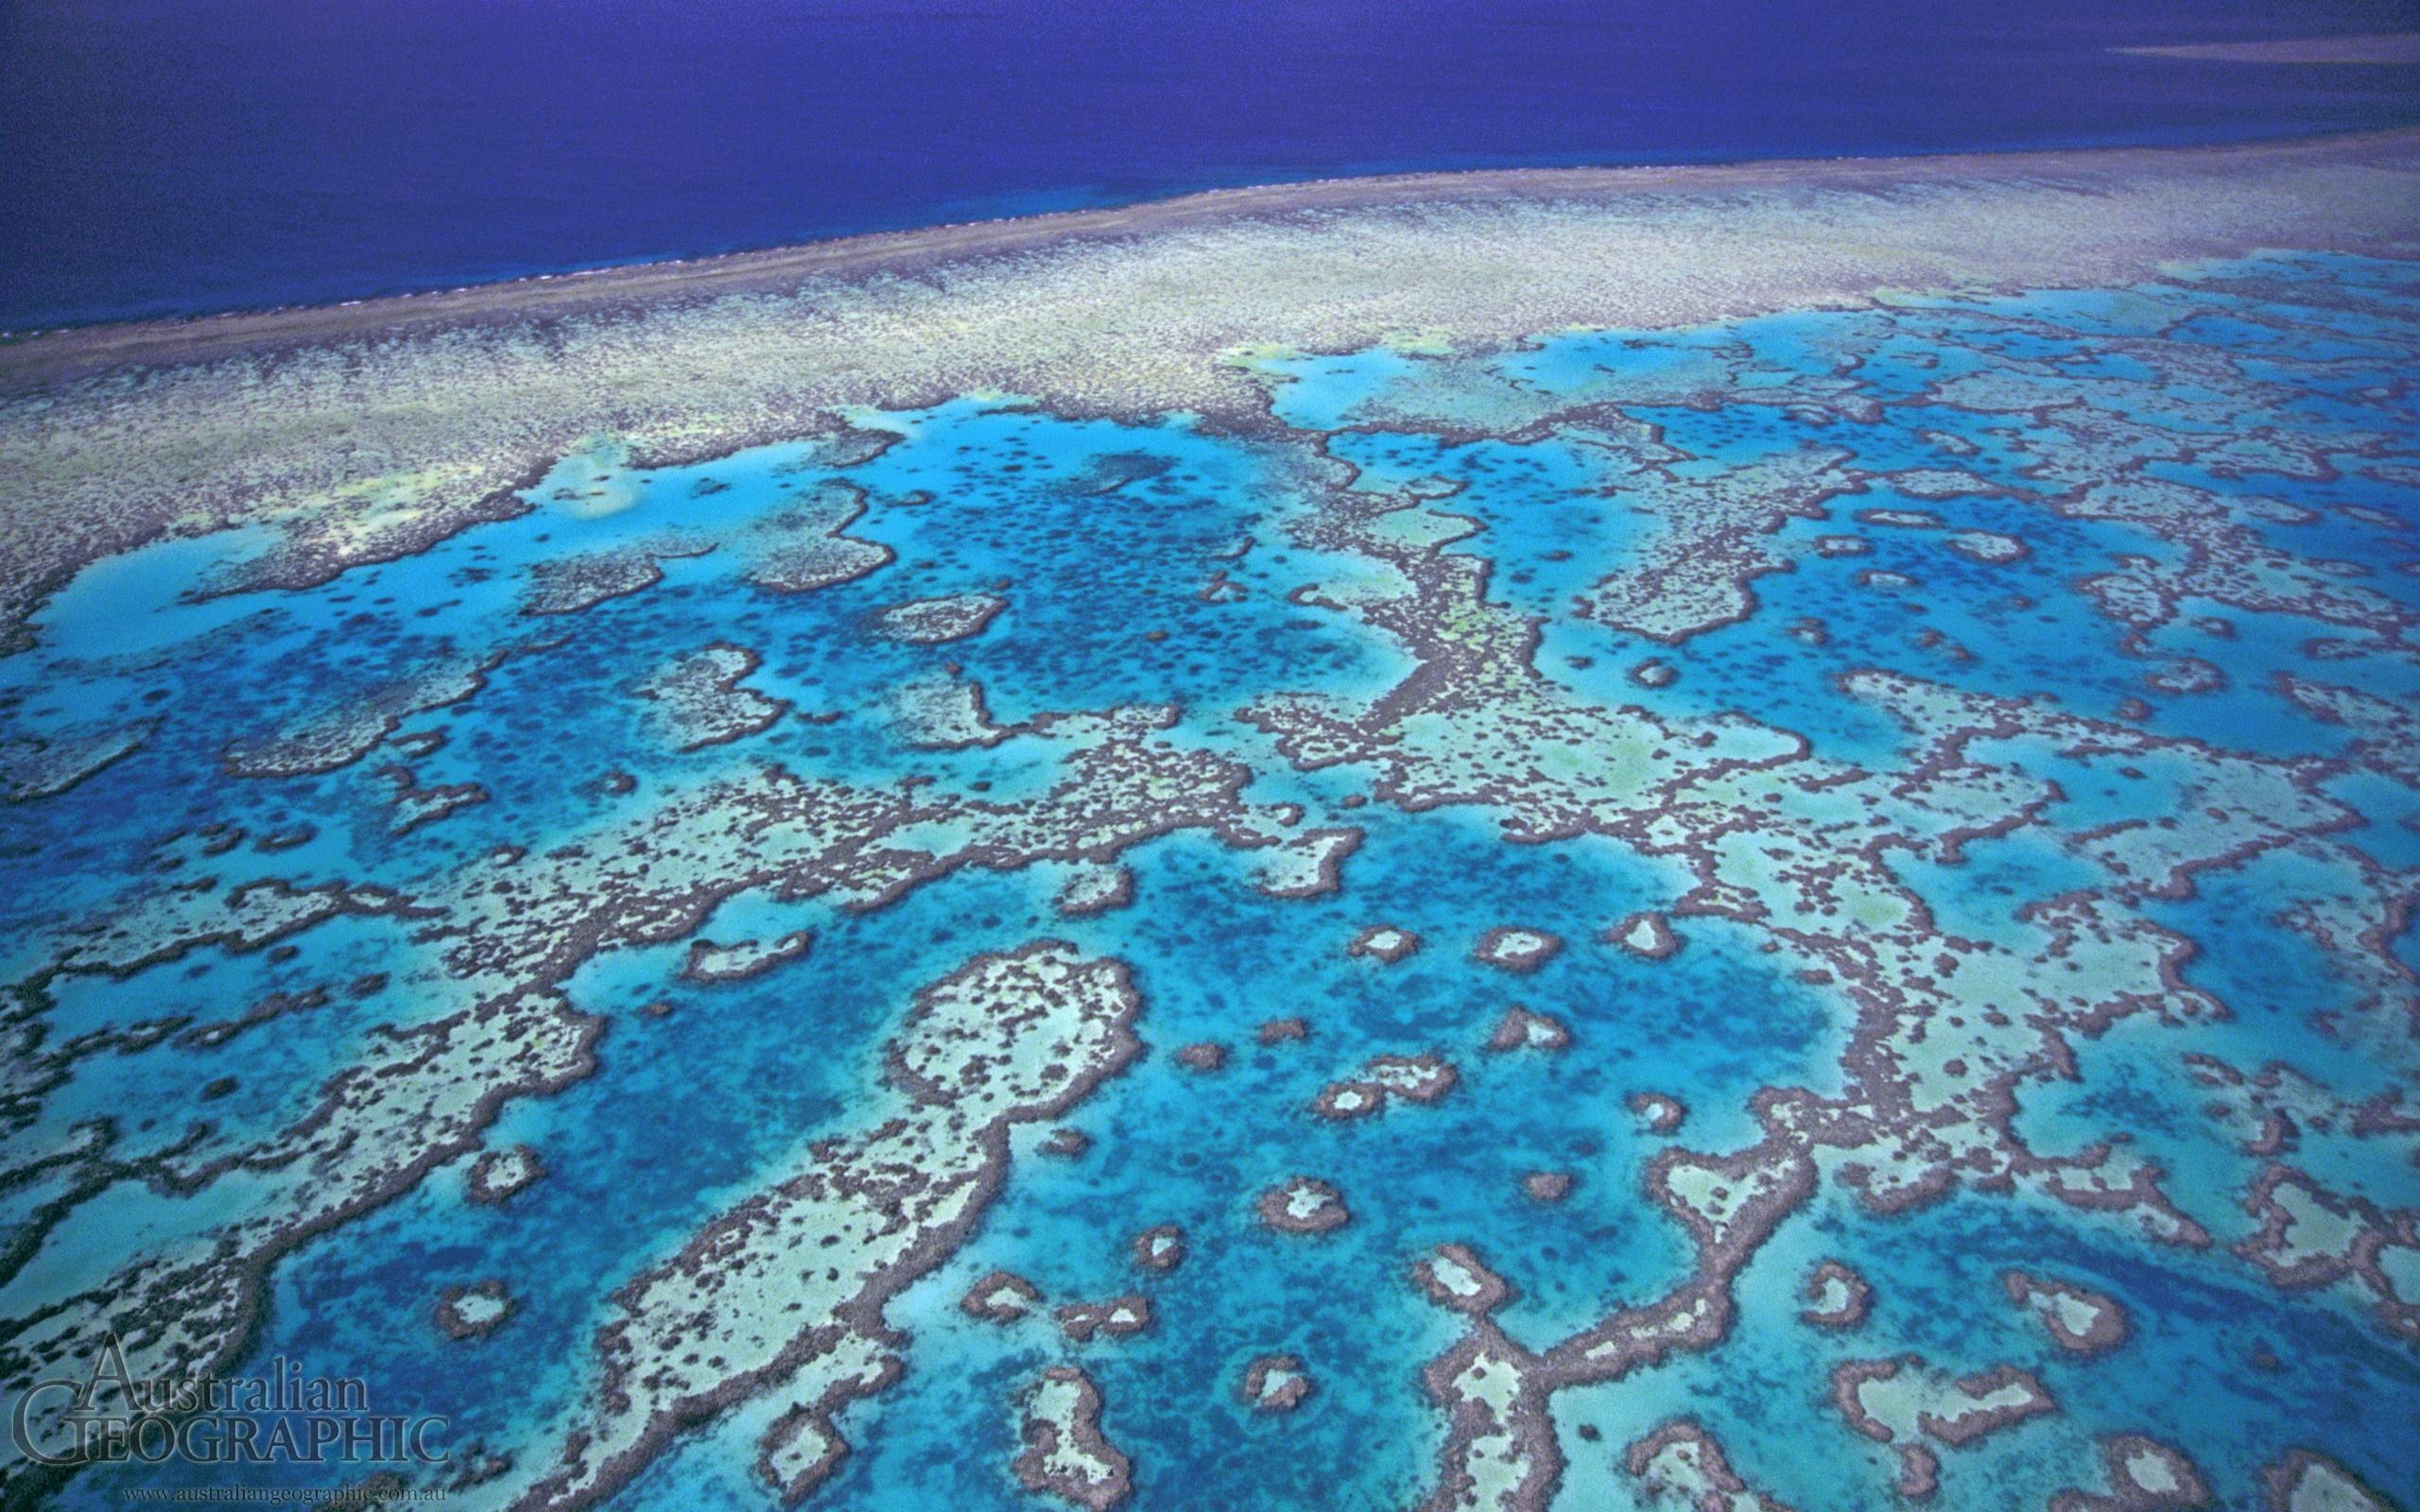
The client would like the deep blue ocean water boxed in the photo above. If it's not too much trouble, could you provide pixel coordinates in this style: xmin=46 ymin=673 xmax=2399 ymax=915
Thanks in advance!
xmin=2 ymin=0 xmax=2418 ymax=330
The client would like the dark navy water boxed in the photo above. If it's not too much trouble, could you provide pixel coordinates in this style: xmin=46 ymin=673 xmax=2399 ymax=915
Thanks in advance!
xmin=1 ymin=0 xmax=2417 ymax=329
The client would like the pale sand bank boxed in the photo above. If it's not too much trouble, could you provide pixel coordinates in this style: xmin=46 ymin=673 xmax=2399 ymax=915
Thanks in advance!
xmin=2 ymin=129 xmax=2418 ymax=650
xmin=2114 ymin=33 xmax=2420 ymax=65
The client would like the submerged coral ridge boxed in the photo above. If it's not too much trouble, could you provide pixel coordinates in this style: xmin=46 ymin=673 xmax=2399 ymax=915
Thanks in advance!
xmin=0 ymin=225 xmax=2417 ymax=1512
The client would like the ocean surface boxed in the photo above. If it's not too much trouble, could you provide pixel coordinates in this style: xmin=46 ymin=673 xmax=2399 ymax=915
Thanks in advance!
xmin=3 ymin=0 xmax=2419 ymax=330
xmin=5 ymin=252 xmax=2417 ymax=1507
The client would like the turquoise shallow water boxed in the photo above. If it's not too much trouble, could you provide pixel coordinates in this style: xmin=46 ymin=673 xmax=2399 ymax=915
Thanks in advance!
xmin=3 ymin=251 xmax=2418 ymax=1510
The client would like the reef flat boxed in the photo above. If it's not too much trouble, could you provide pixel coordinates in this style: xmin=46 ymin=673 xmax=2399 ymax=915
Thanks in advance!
xmin=4 ymin=131 xmax=2420 ymax=656
xmin=3 ymin=137 xmax=2420 ymax=1510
